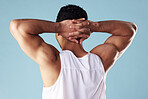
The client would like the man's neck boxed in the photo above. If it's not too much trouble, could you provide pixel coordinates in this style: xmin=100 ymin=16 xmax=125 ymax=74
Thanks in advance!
xmin=62 ymin=43 xmax=88 ymax=58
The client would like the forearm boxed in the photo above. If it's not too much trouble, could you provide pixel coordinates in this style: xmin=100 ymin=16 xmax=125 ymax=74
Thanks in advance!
xmin=10 ymin=19 xmax=60 ymax=35
xmin=91 ymin=20 xmax=137 ymax=36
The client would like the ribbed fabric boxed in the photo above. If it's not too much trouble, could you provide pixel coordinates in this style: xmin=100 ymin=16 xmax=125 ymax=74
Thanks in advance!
xmin=42 ymin=50 xmax=106 ymax=99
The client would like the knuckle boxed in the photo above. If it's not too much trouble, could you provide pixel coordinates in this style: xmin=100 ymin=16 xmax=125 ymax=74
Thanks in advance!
xmin=73 ymin=32 xmax=76 ymax=36
xmin=83 ymin=28 xmax=87 ymax=33
xmin=78 ymin=31 xmax=82 ymax=35
xmin=84 ymin=21 xmax=88 ymax=25
xmin=81 ymin=28 xmax=85 ymax=32
xmin=80 ymin=23 xmax=83 ymax=26
xmin=74 ymin=32 xmax=78 ymax=36
xmin=79 ymin=23 xmax=83 ymax=28
xmin=88 ymin=28 xmax=91 ymax=32
xmin=86 ymin=28 xmax=91 ymax=33
xmin=87 ymin=21 xmax=90 ymax=25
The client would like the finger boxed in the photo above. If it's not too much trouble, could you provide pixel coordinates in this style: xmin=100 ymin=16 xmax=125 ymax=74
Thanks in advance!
xmin=69 ymin=28 xmax=90 ymax=36
xmin=72 ymin=19 xmax=77 ymax=24
xmin=68 ymin=35 xmax=79 ymax=40
xmin=69 ymin=38 xmax=79 ymax=43
xmin=80 ymin=37 xmax=86 ymax=44
xmin=68 ymin=36 xmax=76 ymax=40
xmin=69 ymin=31 xmax=80 ymax=36
xmin=80 ymin=34 xmax=90 ymax=44
xmin=77 ymin=18 xmax=85 ymax=21
xmin=72 ymin=18 xmax=85 ymax=24
xmin=68 ymin=34 xmax=89 ymax=44
xmin=79 ymin=34 xmax=90 ymax=44
xmin=68 ymin=29 xmax=84 ymax=36
xmin=78 ymin=28 xmax=91 ymax=35
xmin=77 ymin=21 xmax=90 ymax=28
xmin=72 ymin=18 xmax=85 ymax=22
xmin=70 ymin=34 xmax=88 ymax=44
xmin=76 ymin=34 xmax=89 ymax=38
xmin=72 ymin=21 xmax=89 ymax=30
xmin=80 ymin=38 xmax=84 ymax=44
xmin=70 ymin=20 xmax=90 ymax=31
xmin=82 ymin=21 xmax=90 ymax=27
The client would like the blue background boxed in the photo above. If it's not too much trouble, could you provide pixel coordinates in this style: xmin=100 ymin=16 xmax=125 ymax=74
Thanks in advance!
xmin=0 ymin=0 xmax=147 ymax=99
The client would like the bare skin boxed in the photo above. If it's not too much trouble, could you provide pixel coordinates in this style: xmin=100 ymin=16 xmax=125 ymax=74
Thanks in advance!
xmin=10 ymin=18 xmax=137 ymax=87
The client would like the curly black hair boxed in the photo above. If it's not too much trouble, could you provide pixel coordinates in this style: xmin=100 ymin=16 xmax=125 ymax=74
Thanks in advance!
xmin=56 ymin=4 xmax=88 ymax=22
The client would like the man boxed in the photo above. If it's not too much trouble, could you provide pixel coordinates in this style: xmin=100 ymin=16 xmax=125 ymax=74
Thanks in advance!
xmin=10 ymin=4 xmax=137 ymax=99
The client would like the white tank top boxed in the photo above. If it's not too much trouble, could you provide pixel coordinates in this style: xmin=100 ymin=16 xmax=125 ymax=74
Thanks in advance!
xmin=42 ymin=50 xmax=106 ymax=99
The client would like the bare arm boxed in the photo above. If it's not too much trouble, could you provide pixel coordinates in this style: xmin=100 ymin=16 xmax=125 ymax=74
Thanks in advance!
xmin=53 ymin=19 xmax=137 ymax=73
xmin=9 ymin=18 xmax=85 ymax=65
xmin=10 ymin=18 xmax=90 ymax=87
xmin=90 ymin=20 xmax=137 ymax=73
xmin=10 ymin=19 xmax=61 ymax=66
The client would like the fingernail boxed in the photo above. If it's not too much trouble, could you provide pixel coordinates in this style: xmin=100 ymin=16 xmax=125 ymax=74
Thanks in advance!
xmin=83 ymin=18 xmax=85 ymax=20
xmin=69 ymin=32 xmax=73 ymax=35
xmin=70 ymin=26 xmax=72 ymax=28
xmin=76 ymin=40 xmax=78 ymax=43
xmin=88 ymin=22 xmax=90 ymax=25
xmin=87 ymin=35 xmax=89 ymax=37
xmin=68 ymin=37 xmax=72 ymax=39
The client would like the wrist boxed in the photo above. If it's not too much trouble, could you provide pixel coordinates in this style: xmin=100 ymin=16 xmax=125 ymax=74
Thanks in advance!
xmin=90 ymin=21 xmax=100 ymax=32
xmin=54 ymin=22 xmax=61 ymax=33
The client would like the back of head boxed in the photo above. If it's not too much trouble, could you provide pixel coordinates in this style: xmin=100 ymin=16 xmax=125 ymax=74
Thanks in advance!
xmin=56 ymin=4 xmax=88 ymax=22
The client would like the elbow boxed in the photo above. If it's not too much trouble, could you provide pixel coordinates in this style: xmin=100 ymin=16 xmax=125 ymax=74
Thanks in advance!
xmin=10 ymin=19 xmax=30 ymax=35
xmin=10 ymin=19 xmax=26 ymax=35
xmin=127 ymin=22 xmax=137 ymax=37
xmin=10 ymin=19 xmax=20 ymax=34
xmin=130 ymin=22 xmax=137 ymax=32
xmin=130 ymin=22 xmax=137 ymax=34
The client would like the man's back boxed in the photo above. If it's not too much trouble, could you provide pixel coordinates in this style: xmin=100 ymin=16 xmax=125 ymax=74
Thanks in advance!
xmin=42 ymin=50 xmax=106 ymax=99
xmin=9 ymin=5 xmax=137 ymax=99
